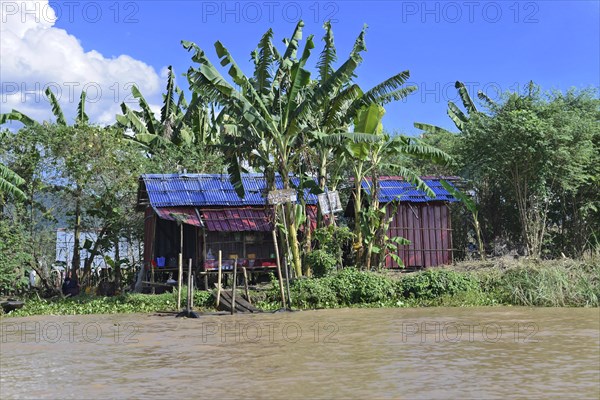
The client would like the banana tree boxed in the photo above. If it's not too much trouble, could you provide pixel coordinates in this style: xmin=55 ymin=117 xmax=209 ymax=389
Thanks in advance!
xmin=183 ymin=21 xmax=320 ymax=276
xmin=116 ymin=66 xmax=219 ymax=159
xmin=299 ymin=21 xmax=417 ymax=239
xmin=342 ymin=104 xmax=453 ymax=268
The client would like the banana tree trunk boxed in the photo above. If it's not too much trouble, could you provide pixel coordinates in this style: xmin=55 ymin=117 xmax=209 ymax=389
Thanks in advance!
xmin=281 ymin=169 xmax=303 ymax=277
xmin=353 ymin=164 xmax=364 ymax=266
xmin=285 ymin=203 xmax=303 ymax=277
xmin=364 ymin=174 xmax=380 ymax=270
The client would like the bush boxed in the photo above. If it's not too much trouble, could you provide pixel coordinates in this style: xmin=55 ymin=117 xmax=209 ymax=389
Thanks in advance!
xmin=329 ymin=268 xmax=396 ymax=304
xmin=5 ymin=289 xmax=216 ymax=317
xmin=0 ymin=218 xmax=31 ymax=295
xmin=290 ymin=277 xmax=338 ymax=309
xmin=305 ymin=249 xmax=337 ymax=278
xmin=305 ymin=225 xmax=355 ymax=276
xmin=398 ymin=269 xmax=481 ymax=301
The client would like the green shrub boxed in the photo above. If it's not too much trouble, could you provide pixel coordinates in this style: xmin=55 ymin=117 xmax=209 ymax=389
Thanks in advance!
xmin=328 ymin=268 xmax=396 ymax=305
xmin=5 ymin=289 xmax=216 ymax=317
xmin=0 ymin=218 xmax=31 ymax=295
xmin=305 ymin=249 xmax=337 ymax=278
xmin=398 ymin=269 xmax=481 ymax=301
xmin=290 ymin=277 xmax=338 ymax=309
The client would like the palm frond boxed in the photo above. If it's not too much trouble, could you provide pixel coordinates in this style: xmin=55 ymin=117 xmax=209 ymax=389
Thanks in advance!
xmin=0 ymin=163 xmax=27 ymax=201
xmin=317 ymin=21 xmax=337 ymax=83
xmin=131 ymin=85 xmax=159 ymax=135
xmin=413 ymin=122 xmax=454 ymax=136
xmin=0 ymin=110 xmax=39 ymax=127
xmin=75 ymin=91 xmax=89 ymax=127
xmin=477 ymin=90 xmax=497 ymax=108
xmin=118 ymin=103 xmax=150 ymax=135
xmin=447 ymin=101 xmax=468 ymax=131
xmin=455 ymin=81 xmax=477 ymax=113
xmin=161 ymin=66 xmax=176 ymax=123
xmin=45 ymin=88 xmax=67 ymax=126
xmin=252 ymin=28 xmax=276 ymax=94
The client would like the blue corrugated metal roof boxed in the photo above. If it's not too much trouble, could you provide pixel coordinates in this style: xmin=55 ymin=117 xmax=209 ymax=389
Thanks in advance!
xmin=361 ymin=177 xmax=459 ymax=203
xmin=140 ymin=173 xmax=319 ymax=207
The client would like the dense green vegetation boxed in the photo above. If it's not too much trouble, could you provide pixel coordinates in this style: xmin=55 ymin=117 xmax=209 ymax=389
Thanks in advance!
xmin=5 ymin=289 xmax=214 ymax=317
xmin=4 ymin=259 xmax=596 ymax=318
xmin=1 ymin=22 xmax=598 ymax=311
xmin=415 ymin=85 xmax=600 ymax=260
xmin=260 ymin=259 xmax=600 ymax=309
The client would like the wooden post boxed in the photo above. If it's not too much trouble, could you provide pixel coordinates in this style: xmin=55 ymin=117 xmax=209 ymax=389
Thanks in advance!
xmin=231 ymin=258 xmax=237 ymax=315
xmin=177 ymin=221 xmax=183 ymax=310
xmin=150 ymin=264 xmax=155 ymax=295
xmin=187 ymin=258 xmax=192 ymax=311
xmin=177 ymin=252 xmax=182 ymax=310
xmin=272 ymin=229 xmax=287 ymax=309
xmin=280 ymin=204 xmax=292 ymax=307
xmin=242 ymin=266 xmax=251 ymax=305
xmin=202 ymin=228 xmax=208 ymax=290
xmin=216 ymin=250 xmax=222 ymax=308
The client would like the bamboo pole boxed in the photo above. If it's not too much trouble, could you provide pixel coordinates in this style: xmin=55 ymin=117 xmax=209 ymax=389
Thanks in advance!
xmin=177 ymin=253 xmax=182 ymax=310
xmin=177 ymin=223 xmax=183 ymax=310
xmin=190 ymin=259 xmax=196 ymax=310
xmin=242 ymin=266 xmax=251 ymax=305
xmin=150 ymin=264 xmax=155 ymax=295
xmin=216 ymin=250 xmax=222 ymax=308
xmin=187 ymin=258 xmax=192 ymax=311
xmin=231 ymin=258 xmax=237 ymax=315
xmin=272 ymin=229 xmax=287 ymax=309
xmin=279 ymin=204 xmax=292 ymax=307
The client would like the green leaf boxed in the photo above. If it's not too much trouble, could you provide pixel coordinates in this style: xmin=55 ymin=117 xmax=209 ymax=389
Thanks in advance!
xmin=0 ymin=163 xmax=27 ymax=201
xmin=440 ymin=180 xmax=475 ymax=212
xmin=75 ymin=91 xmax=89 ymax=127
xmin=455 ymin=81 xmax=477 ymax=113
xmin=45 ymin=87 xmax=67 ymax=126
xmin=354 ymin=103 xmax=384 ymax=134
xmin=131 ymin=85 xmax=159 ymax=135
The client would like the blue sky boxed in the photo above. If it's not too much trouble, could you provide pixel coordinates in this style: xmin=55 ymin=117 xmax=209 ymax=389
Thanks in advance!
xmin=2 ymin=1 xmax=599 ymax=134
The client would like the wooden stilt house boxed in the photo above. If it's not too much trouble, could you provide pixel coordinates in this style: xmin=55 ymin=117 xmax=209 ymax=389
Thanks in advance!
xmin=135 ymin=173 xmax=319 ymax=291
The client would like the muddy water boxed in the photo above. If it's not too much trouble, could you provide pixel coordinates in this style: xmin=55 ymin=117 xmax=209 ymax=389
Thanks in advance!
xmin=1 ymin=307 xmax=599 ymax=399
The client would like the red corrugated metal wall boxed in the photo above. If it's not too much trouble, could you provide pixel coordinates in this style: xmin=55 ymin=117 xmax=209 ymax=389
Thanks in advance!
xmin=385 ymin=203 xmax=453 ymax=268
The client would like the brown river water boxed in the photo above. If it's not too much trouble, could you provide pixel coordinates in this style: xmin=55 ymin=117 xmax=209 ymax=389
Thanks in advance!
xmin=1 ymin=307 xmax=599 ymax=399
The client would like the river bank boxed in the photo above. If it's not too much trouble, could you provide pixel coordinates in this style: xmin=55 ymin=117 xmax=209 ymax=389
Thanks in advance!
xmin=2 ymin=258 xmax=598 ymax=318
xmin=2 ymin=307 xmax=599 ymax=399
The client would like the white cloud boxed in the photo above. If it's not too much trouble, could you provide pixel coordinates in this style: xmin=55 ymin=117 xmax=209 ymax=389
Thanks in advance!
xmin=0 ymin=0 xmax=162 ymax=126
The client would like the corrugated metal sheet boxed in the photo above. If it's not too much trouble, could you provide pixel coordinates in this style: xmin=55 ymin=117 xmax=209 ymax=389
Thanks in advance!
xmin=141 ymin=173 xmax=319 ymax=208
xmin=385 ymin=203 xmax=453 ymax=268
xmin=153 ymin=207 xmax=202 ymax=227
xmin=361 ymin=177 xmax=458 ymax=203
xmin=200 ymin=208 xmax=273 ymax=232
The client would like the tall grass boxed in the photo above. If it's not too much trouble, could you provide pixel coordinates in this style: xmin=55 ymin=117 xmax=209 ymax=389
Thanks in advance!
xmin=489 ymin=259 xmax=599 ymax=307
